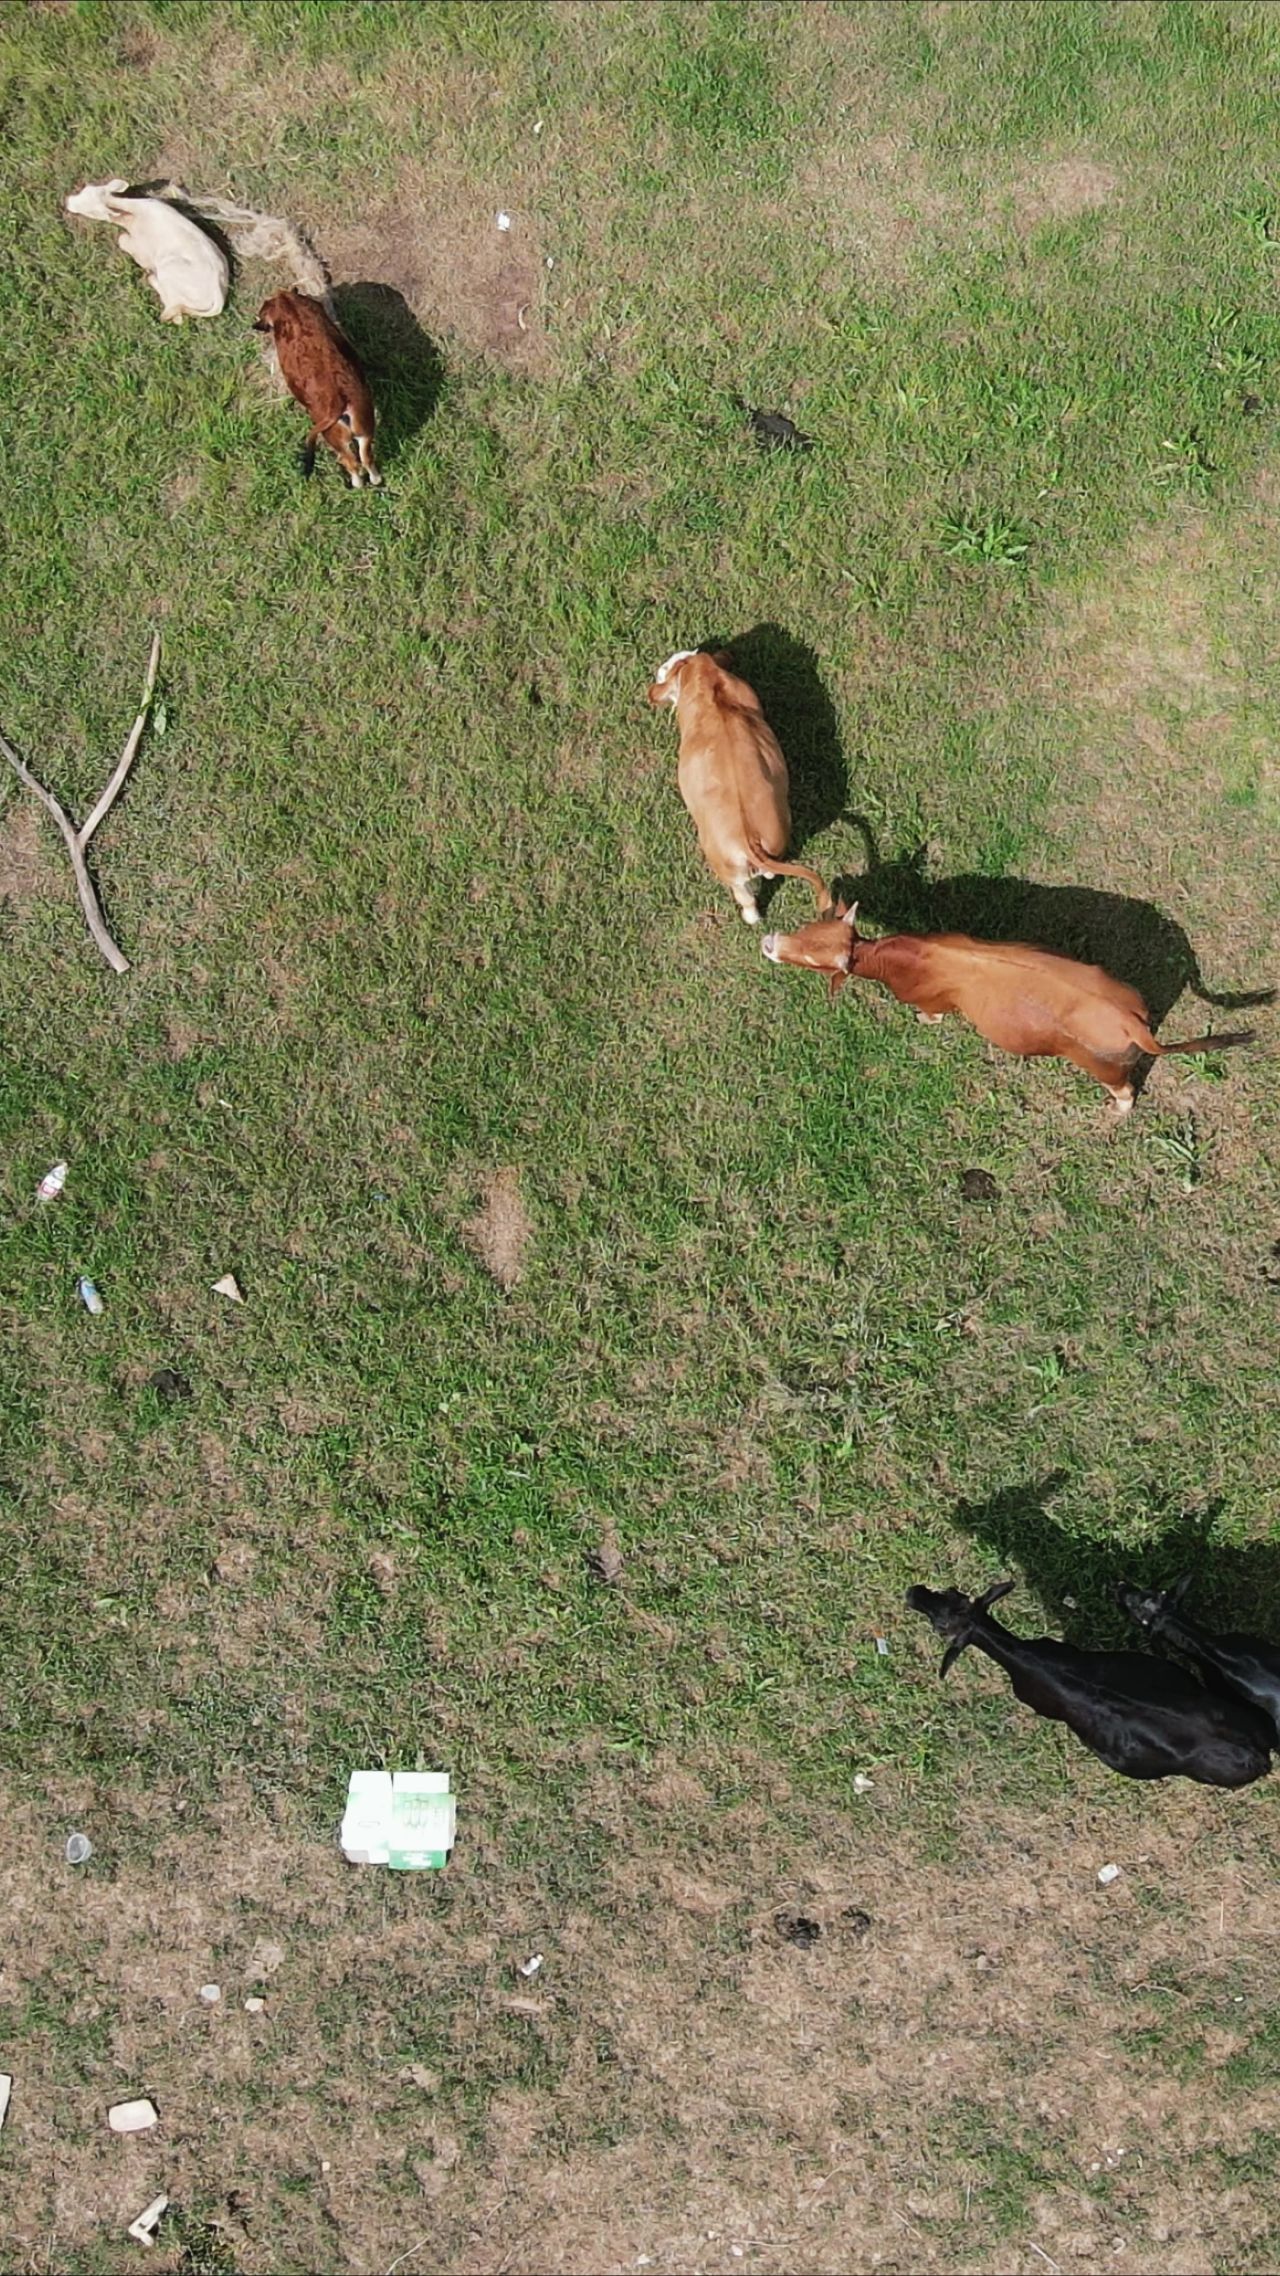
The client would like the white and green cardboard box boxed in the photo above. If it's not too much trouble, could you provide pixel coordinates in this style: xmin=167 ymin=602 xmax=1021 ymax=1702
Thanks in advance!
xmin=340 ymin=1770 xmax=455 ymax=1869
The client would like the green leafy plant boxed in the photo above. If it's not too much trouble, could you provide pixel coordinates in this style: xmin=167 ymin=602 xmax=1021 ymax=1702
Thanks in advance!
xmin=940 ymin=512 xmax=1030 ymax=565
xmin=1150 ymin=1113 xmax=1207 ymax=1192
xmin=1155 ymin=430 xmax=1216 ymax=491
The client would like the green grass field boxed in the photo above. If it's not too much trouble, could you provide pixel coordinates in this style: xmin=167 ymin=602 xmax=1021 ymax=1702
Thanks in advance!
xmin=3 ymin=4 xmax=1280 ymax=2270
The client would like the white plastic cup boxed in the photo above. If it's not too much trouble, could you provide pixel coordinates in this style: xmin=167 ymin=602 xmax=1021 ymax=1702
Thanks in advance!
xmin=66 ymin=1832 xmax=92 ymax=1865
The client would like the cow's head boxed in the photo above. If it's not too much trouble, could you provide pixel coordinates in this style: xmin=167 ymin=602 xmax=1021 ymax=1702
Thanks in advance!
xmin=66 ymin=179 xmax=131 ymax=220
xmin=646 ymin=648 xmax=735 ymax=708
xmin=252 ymin=290 xmax=295 ymax=338
xmin=646 ymin=649 xmax=699 ymax=708
xmin=761 ymin=901 xmax=861 ymax=996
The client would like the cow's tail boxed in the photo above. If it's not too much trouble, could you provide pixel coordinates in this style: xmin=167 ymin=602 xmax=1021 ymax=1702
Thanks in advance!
xmin=745 ymin=838 xmax=831 ymax=914
xmin=1150 ymin=1027 xmax=1255 ymax=1058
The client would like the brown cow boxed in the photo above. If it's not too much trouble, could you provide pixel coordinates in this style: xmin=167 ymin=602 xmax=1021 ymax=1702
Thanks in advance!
xmin=761 ymin=890 xmax=1253 ymax=1113
xmin=253 ymin=290 xmax=381 ymax=489
xmin=646 ymin=649 xmax=821 ymax=924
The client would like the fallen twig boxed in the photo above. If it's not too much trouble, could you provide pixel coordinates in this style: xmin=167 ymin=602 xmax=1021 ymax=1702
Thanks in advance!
xmin=0 ymin=631 xmax=160 ymax=974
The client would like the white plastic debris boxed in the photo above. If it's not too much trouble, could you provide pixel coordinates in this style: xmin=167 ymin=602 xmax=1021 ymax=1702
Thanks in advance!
xmin=108 ymin=2098 xmax=158 ymax=2134
xmin=211 ymin=1273 xmax=243 ymax=1302
xmin=340 ymin=1769 xmax=455 ymax=1869
xmin=66 ymin=1831 xmax=92 ymax=1865
xmin=198 ymin=1983 xmax=221 ymax=2006
xmin=853 ymin=1774 xmax=874 ymax=1794
xmin=78 ymin=1277 xmax=104 ymax=1316
xmin=874 ymin=1635 xmax=890 ymax=1657
xmin=1097 ymin=1863 xmax=1122 ymax=1887
xmin=518 ymin=1953 xmax=543 ymax=1979
xmin=127 ymin=2195 xmax=168 ymax=2247
xmin=0 ymin=2075 xmax=11 ymax=2129
xmin=496 ymin=209 xmax=512 ymax=231
xmin=37 ymin=1161 xmax=68 ymax=1203
xmin=533 ymin=119 xmax=543 ymax=135
xmin=244 ymin=1997 xmax=265 ymax=2014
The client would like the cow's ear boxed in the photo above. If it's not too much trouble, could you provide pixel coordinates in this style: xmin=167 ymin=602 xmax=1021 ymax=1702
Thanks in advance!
xmin=827 ymin=968 xmax=847 ymax=999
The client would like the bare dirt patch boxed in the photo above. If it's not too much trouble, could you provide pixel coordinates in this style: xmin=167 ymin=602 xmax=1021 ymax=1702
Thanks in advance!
xmin=323 ymin=186 xmax=547 ymax=375
xmin=1043 ymin=487 xmax=1280 ymax=975
xmin=5 ymin=1727 xmax=1280 ymax=2276
xmin=0 ymin=798 xmax=55 ymax=912
xmin=807 ymin=122 xmax=1119 ymax=285
xmin=1010 ymin=156 xmax=1119 ymax=231
xmin=461 ymin=1166 xmax=534 ymax=1290
xmin=1038 ymin=480 xmax=1280 ymax=1198
xmin=804 ymin=131 xmax=954 ymax=286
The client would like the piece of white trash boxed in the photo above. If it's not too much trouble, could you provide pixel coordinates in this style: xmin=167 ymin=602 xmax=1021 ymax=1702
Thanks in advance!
xmin=127 ymin=2195 xmax=168 ymax=2246
xmin=518 ymin=1954 xmax=543 ymax=1979
xmin=853 ymin=1774 xmax=874 ymax=1794
xmin=211 ymin=1273 xmax=243 ymax=1302
xmin=874 ymin=1635 xmax=890 ymax=1656
xmin=0 ymin=2075 xmax=11 ymax=2129
xmin=244 ymin=1997 xmax=265 ymax=2014
xmin=78 ymin=1277 xmax=104 ymax=1316
xmin=109 ymin=2098 xmax=158 ymax=2134
xmin=198 ymin=1984 xmax=221 ymax=2006
xmin=496 ymin=209 xmax=512 ymax=231
xmin=37 ymin=1161 xmax=68 ymax=1202
xmin=66 ymin=1831 xmax=93 ymax=1865
xmin=340 ymin=1769 xmax=455 ymax=1869
xmin=1097 ymin=1863 xmax=1122 ymax=1887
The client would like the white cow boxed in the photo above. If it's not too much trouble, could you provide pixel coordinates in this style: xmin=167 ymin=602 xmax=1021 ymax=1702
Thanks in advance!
xmin=65 ymin=179 xmax=229 ymax=322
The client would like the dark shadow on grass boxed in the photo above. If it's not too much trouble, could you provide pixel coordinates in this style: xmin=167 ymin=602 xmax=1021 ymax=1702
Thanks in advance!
xmin=709 ymin=624 xmax=847 ymax=903
xmin=331 ymin=284 xmax=443 ymax=464
xmin=949 ymin=1476 xmax=1280 ymax=1649
xmin=833 ymin=816 xmax=1275 ymax=1029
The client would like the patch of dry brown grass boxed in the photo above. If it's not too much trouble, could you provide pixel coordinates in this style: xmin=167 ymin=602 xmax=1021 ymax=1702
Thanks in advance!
xmin=461 ymin=1167 xmax=534 ymax=1291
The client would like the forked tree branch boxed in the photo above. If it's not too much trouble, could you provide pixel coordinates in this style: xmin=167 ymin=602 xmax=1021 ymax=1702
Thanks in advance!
xmin=0 ymin=630 xmax=161 ymax=975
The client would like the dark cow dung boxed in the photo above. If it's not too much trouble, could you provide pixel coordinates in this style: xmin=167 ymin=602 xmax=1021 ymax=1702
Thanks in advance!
xmin=741 ymin=402 xmax=814 ymax=453
xmin=774 ymin=1908 xmax=822 ymax=1947
xmin=960 ymin=1168 xmax=999 ymax=1203
xmin=149 ymin=1367 xmax=192 ymax=1404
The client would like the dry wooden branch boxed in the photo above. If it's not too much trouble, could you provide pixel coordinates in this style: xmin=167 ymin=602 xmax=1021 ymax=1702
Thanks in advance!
xmin=0 ymin=631 xmax=160 ymax=975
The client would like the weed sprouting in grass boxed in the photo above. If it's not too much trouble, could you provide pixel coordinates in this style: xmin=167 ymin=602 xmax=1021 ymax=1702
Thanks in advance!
xmin=940 ymin=511 xmax=1030 ymax=565
xmin=1155 ymin=429 xmax=1217 ymax=492
xmin=1233 ymin=203 xmax=1280 ymax=248
xmin=1150 ymin=1114 xmax=1208 ymax=1193
xmin=176 ymin=2217 xmax=240 ymax=2276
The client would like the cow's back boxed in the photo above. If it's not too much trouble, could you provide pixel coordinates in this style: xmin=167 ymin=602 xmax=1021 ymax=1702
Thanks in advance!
xmin=878 ymin=934 xmax=1153 ymax=1056
xmin=675 ymin=660 xmax=790 ymax=860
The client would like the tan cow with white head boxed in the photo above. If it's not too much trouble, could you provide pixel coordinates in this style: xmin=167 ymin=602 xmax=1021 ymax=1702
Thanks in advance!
xmin=647 ymin=648 xmax=823 ymax=924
